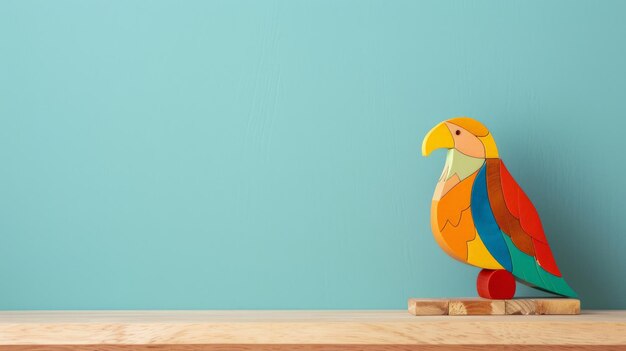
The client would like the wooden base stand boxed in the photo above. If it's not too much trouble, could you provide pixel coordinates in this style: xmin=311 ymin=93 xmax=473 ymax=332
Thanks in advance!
xmin=408 ymin=298 xmax=580 ymax=316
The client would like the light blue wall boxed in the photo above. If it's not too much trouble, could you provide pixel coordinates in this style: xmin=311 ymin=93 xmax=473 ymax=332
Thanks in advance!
xmin=1 ymin=0 xmax=625 ymax=309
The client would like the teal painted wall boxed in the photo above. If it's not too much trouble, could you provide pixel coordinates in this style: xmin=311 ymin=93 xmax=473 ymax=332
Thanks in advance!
xmin=1 ymin=0 xmax=625 ymax=309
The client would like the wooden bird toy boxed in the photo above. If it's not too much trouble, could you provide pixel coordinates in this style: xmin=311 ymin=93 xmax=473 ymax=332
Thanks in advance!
xmin=421 ymin=117 xmax=577 ymax=300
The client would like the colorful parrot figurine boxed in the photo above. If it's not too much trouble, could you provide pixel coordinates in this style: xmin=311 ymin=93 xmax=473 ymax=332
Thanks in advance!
xmin=421 ymin=117 xmax=577 ymax=299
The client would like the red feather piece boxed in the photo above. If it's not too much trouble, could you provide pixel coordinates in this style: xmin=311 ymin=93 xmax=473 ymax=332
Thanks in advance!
xmin=533 ymin=239 xmax=562 ymax=277
xmin=518 ymin=190 xmax=548 ymax=244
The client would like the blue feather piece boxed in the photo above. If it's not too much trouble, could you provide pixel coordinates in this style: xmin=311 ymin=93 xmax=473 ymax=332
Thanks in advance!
xmin=470 ymin=164 xmax=513 ymax=271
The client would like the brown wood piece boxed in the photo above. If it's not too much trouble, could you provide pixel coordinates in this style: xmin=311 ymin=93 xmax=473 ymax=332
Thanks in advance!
xmin=505 ymin=299 xmax=537 ymax=315
xmin=485 ymin=159 xmax=536 ymax=256
xmin=407 ymin=298 xmax=581 ymax=316
xmin=505 ymin=298 xmax=580 ymax=315
xmin=448 ymin=298 xmax=505 ymax=315
xmin=534 ymin=298 xmax=580 ymax=315
xmin=408 ymin=298 xmax=449 ymax=316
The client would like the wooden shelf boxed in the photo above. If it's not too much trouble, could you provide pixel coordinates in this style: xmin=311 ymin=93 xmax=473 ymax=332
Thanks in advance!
xmin=0 ymin=310 xmax=624 ymax=350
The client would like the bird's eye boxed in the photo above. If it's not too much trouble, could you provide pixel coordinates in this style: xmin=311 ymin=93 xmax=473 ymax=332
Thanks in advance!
xmin=455 ymin=130 xmax=461 ymax=135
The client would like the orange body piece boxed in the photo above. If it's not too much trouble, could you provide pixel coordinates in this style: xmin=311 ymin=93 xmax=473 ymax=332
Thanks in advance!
xmin=430 ymin=172 xmax=478 ymax=263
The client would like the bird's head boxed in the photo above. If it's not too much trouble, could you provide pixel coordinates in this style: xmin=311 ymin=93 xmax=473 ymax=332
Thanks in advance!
xmin=421 ymin=117 xmax=498 ymax=159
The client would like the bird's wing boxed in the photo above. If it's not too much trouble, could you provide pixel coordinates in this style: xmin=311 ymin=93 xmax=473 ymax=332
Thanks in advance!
xmin=471 ymin=160 xmax=577 ymax=297
xmin=485 ymin=159 xmax=560 ymax=275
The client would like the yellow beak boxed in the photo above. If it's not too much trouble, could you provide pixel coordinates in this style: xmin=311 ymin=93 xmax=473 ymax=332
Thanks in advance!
xmin=422 ymin=122 xmax=454 ymax=156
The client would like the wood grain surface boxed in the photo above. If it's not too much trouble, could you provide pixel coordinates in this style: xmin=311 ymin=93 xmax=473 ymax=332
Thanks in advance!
xmin=0 ymin=310 xmax=624 ymax=350
xmin=410 ymin=298 xmax=580 ymax=316
xmin=1 ymin=345 xmax=625 ymax=351
xmin=448 ymin=298 xmax=506 ymax=315
xmin=408 ymin=298 xmax=449 ymax=315
xmin=506 ymin=298 xmax=581 ymax=315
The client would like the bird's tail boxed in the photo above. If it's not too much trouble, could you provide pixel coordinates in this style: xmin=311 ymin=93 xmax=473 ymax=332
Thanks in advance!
xmin=503 ymin=236 xmax=577 ymax=297
xmin=535 ymin=267 xmax=578 ymax=298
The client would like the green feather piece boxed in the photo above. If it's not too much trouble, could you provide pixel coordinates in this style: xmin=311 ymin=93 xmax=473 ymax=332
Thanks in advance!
xmin=502 ymin=236 xmax=577 ymax=297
